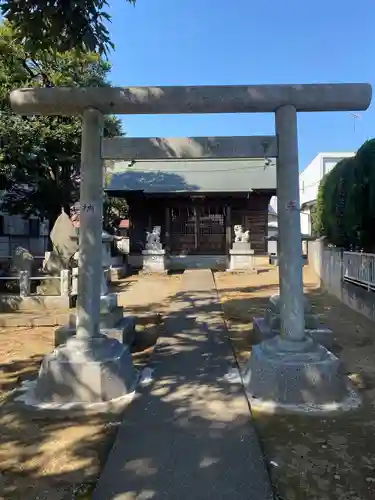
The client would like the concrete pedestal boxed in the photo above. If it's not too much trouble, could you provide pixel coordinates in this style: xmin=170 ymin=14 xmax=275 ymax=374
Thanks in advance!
xmin=111 ymin=256 xmax=123 ymax=267
xmin=110 ymin=264 xmax=127 ymax=281
xmin=110 ymin=255 xmax=127 ymax=280
xmin=54 ymin=316 xmax=136 ymax=348
xmin=228 ymin=242 xmax=255 ymax=272
xmin=254 ymin=294 xmax=334 ymax=348
xmin=72 ymin=266 xmax=113 ymax=297
xmin=64 ymin=293 xmax=125 ymax=336
xmin=34 ymin=335 xmax=137 ymax=403
xmin=243 ymin=336 xmax=360 ymax=414
xmin=269 ymin=254 xmax=308 ymax=266
xmin=100 ymin=293 xmax=117 ymax=313
xmin=253 ymin=317 xmax=334 ymax=348
xmin=142 ymin=250 xmax=166 ymax=273
xmin=266 ymin=292 xmax=312 ymax=313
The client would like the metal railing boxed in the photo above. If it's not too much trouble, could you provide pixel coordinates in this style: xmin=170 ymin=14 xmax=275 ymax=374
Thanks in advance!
xmin=342 ymin=251 xmax=375 ymax=291
xmin=0 ymin=269 xmax=71 ymax=297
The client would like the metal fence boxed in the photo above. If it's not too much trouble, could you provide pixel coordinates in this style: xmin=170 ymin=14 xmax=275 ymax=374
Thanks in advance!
xmin=343 ymin=251 xmax=375 ymax=291
xmin=0 ymin=270 xmax=70 ymax=297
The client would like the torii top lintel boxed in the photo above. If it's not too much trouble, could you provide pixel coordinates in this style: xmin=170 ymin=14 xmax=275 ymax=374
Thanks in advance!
xmin=9 ymin=83 xmax=372 ymax=116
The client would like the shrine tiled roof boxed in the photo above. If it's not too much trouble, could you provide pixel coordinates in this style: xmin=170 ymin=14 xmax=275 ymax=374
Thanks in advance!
xmin=106 ymin=158 xmax=276 ymax=194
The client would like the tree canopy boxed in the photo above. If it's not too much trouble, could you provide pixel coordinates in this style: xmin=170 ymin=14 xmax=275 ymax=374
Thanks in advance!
xmin=312 ymin=139 xmax=375 ymax=252
xmin=0 ymin=22 xmax=123 ymax=230
xmin=0 ymin=0 xmax=136 ymax=56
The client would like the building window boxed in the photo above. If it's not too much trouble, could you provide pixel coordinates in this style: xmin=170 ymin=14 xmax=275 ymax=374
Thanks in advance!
xmin=0 ymin=216 xmax=4 ymax=236
xmin=29 ymin=219 xmax=40 ymax=238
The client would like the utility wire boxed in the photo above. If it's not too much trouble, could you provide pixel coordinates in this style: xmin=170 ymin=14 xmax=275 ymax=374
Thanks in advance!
xmin=118 ymin=163 xmax=276 ymax=174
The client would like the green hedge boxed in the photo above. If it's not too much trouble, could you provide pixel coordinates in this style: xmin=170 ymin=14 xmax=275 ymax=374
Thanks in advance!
xmin=313 ymin=139 xmax=375 ymax=251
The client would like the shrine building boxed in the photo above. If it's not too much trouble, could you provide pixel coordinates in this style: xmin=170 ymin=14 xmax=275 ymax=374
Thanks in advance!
xmin=106 ymin=157 xmax=276 ymax=269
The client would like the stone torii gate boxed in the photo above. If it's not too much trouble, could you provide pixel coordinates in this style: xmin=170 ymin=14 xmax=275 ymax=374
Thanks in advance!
xmin=10 ymin=83 xmax=372 ymax=412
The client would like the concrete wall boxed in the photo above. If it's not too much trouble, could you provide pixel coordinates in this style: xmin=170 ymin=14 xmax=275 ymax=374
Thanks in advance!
xmin=308 ymin=239 xmax=375 ymax=322
xmin=308 ymin=240 xmax=343 ymax=296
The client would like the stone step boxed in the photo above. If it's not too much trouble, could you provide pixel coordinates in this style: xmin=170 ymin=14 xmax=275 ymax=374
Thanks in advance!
xmin=0 ymin=311 xmax=73 ymax=328
xmin=0 ymin=295 xmax=71 ymax=313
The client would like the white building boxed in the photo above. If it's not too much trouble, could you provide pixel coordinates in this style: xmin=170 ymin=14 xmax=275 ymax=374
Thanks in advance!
xmin=0 ymin=213 xmax=49 ymax=259
xmin=0 ymin=192 xmax=49 ymax=259
xmin=268 ymin=152 xmax=355 ymax=239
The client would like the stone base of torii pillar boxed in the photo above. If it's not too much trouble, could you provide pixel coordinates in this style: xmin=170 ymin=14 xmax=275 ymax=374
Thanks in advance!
xmin=241 ymin=336 xmax=360 ymax=415
xmin=253 ymin=294 xmax=334 ymax=349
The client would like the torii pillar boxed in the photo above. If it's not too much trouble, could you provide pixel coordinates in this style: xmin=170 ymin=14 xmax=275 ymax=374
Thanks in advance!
xmin=10 ymin=83 xmax=372 ymax=412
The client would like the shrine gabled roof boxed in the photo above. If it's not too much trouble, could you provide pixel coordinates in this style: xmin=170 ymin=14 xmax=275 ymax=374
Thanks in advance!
xmin=106 ymin=158 xmax=276 ymax=194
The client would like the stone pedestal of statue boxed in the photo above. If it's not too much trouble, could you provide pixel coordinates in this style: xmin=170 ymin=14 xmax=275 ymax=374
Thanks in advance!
xmin=227 ymin=225 xmax=255 ymax=272
xmin=229 ymin=242 xmax=255 ymax=272
xmin=142 ymin=249 xmax=166 ymax=273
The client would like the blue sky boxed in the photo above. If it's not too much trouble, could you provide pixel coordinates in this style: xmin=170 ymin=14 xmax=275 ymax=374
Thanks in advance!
xmin=107 ymin=0 xmax=374 ymax=169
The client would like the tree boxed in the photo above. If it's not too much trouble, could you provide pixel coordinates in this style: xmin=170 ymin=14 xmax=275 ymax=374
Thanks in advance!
xmin=0 ymin=0 xmax=136 ymax=56
xmin=0 ymin=22 xmax=123 ymax=231
xmin=353 ymin=139 xmax=375 ymax=251
xmin=313 ymin=139 xmax=375 ymax=251
xmin=311 ymin=174 xmax=326 ymax=237
xmin=314 ymin=157 xmax=359 ymax=249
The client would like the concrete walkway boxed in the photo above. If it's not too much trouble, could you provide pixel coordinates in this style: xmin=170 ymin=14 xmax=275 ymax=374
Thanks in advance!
xmin=93 ymin=270 xmax=273 ymax=500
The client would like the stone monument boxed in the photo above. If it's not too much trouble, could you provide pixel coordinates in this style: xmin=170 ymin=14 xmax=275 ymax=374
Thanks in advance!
xmin=142 ymin=226 xmax=166 ymax=273
xmin=228 ymin=225 xmax=255 ymax=272
xmin=39 ymin=211 xmax=78 ymax=296
xmin=253 ymin=294 xmax=334 ymax=348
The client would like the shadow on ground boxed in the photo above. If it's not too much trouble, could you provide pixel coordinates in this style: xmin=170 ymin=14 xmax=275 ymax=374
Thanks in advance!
xmin=215 ymin=270 xmax=375 ymax=500
xmin=93 ymin=287 xmax=273 ymax=500
xmin=0 ymin=319 xmax=162 ymax=500
xmin=2 ymin=268 xmax=375 ymax=500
